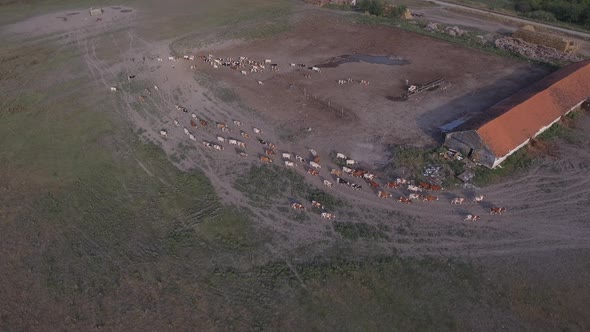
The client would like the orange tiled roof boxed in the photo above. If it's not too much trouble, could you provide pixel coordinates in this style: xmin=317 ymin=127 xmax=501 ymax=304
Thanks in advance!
xmin=475 ymin=60 xmax=590 ymax=157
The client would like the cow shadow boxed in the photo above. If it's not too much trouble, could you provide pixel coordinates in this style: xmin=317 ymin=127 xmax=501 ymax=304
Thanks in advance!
xmin=414 ymin=66 xmax=550 ymax=143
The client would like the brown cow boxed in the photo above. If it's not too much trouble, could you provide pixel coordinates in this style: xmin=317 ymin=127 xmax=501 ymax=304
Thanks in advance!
xmin=377 ymin=191 xmax=391 ymax=199
xmin=200 ymin=119 xmax=208 ymax=127
xmin=352 ymin=170 xmax=366 ymax=177
xmin=265 ymin=149 xmax=275 ymax=156
xmin=307 ymin=169 xmax=319 ymax=176
xmin=421 ymin=195 xmax=438 ymax=202
xmin=330 ymin=169 xmax=343 ymax=177
xmin=490 ymin=207 xmax=506 ymax=215
xmin=430 ymin=185 xmax=443 ymax=191
xmin=259 ymin=155 xmax=272 ymax=163
xmin=369 ymin=180 xmax=380 ymax=188
xmin=386 ymin=181 xmax=400 ymax=189
xmin=190 ymin=119 xmax=197 ymax=127
xmin=418 ymin=182 xmax=431 ymax=190
xmin=398 ymin=197 xmax=412 ymax=204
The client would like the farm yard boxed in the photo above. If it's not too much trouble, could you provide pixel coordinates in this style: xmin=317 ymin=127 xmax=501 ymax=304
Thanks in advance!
xmin=1 ymin=0 xmax=590 ymax=330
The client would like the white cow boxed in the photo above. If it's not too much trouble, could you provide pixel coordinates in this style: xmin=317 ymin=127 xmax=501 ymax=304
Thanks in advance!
xmin=160 ymin=130 xmax=167 ymax=137
xmin=311 ymin=67 xmax=321 ymax=72
xmin=253 ymin=127 xmax=262 ymax=134
xmin=191 ymin=113 xmax=197 ymax=119
xmin=241 ymin=70 xmax=247 ymax=75
xmin=109 ymin=87 xmax=118 ymax=92
xmin=342 ymin=166 xmax=353 ymax=174
xmin=168 ymin=56 xmax=175 ymax=61
xmin=217 ymin=136 xmax=226 ymax=143
xmin=323 ymin=179 xmax=334 ymax=188
xmin=284 ymin=161 xmax=295 ymax=167
xmin=473 ymin=195 xmax=486 ymax=202
xmin=336 ymin=153 xmax=347 ymax=159
xmin=233 ymin=120 xmax=242 ymax=126
xmin=395 ymin=178 xmax=408 ymax=184
xmin=228 ymin=139 xmax=238 ymax=145
xmin=295 ymin=155 xmax=305 ymax=163
xmin=282 ymin=153 xmax=291 ymax=160
xmin=451 ymin=197 xmax=466 ymax=205
xmin=173 ymin=120 xmax=179 ymax=127
xmin=345 ymin=159 xmax=356 ymax=165
xmin=183 ymin=128 xmax=189 ymax=135
xmin=321 ymin=212 xmax=335 ymax=220
xmin=189 ymin=134 xmax=196 ymax=142
xmin=407 ymin=185 xmax=422 ymax=192
xmin=409 ymin=193 xmax=420 ymax=200
xmin=157 ymin=58 xmax=163 ymax=62
xmin=264 ymin=59 xmax=272 ymax=64
xmin=309 ymin=161 xmax=321 ymax=169
xmin=257 ymin=80 xmax=263 ymax=86
xmin=154 ymin=85 xmax=159 ymax=90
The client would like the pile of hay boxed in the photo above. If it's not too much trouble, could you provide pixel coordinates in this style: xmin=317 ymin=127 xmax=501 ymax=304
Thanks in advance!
xmin=512 ymin=25 xmax=579 ymax=53
xmin=495 ymin=36 xmax=583 ymax=63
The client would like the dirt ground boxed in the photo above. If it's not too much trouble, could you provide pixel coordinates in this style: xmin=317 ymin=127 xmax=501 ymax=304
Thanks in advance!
xmin=195 ymin=15 xmax=549 ymax=164
xmin=1 ymin=1 xmax=590 ymax=330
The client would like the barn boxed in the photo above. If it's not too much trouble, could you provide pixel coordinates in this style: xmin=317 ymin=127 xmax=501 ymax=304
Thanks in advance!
xmin=444 ymin=60 xmax=590 ymax=168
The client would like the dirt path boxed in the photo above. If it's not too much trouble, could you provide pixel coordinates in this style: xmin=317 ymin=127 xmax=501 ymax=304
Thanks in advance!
xmin=425 ymin=0 xmax=590 ymax=39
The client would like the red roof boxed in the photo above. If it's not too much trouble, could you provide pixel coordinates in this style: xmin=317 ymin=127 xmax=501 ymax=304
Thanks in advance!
xmin=475 ymin=60 xmax=590 ymax=157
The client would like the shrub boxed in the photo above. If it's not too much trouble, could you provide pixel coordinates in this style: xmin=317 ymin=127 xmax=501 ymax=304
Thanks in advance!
xmin=523 ymin=10 xmax=557 ymax=22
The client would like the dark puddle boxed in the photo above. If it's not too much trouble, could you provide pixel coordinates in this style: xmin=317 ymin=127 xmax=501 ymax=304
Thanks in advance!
xmin=121 ymin=9 xmax=133 ymax=13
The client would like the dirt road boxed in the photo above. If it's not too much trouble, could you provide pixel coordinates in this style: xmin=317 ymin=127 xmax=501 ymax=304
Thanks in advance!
xmin=426 ymin=0 xmax=590 ymax=39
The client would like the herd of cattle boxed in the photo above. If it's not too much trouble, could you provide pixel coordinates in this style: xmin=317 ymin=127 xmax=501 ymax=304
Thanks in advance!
xmin=192 ymin=53 xmax=372 ymax=87
xmin=161 ymin=102 xmax=507 ymax=222
xmin=114 ymin=52 xmax=507 ymax=223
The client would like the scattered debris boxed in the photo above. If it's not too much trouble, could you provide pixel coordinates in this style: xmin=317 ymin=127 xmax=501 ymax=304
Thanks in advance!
xmin=457 ymin=171 xmax=475 ymax=183
xmin=494 ymin=37 xmax=583 ymax=63
xmin=423 ymin=164 xmax=443 ymax=178
xmin=444 ymin=26 xmax=467 ymax=37
xmin=425 ymin=22 xmax=439 ymax=32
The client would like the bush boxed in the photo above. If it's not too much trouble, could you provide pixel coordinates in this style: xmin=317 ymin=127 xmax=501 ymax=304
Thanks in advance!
xmin=523 ymin=10 xmax=557 ymax=22
xmin=358 ymin=0 xmax=385 ymax=16
xmin=514 ymin=0 xmax=590 ymax=25
xmin=388 ymin=4 xmax=408 ymax=18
